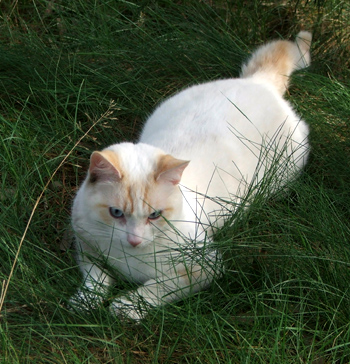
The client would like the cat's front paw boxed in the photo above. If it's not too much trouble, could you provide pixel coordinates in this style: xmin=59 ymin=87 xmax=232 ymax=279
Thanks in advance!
xmin=109 ymin=296 xmax=147 ymax=321
xmin=68 ymin=289 xmax=105 ymax=312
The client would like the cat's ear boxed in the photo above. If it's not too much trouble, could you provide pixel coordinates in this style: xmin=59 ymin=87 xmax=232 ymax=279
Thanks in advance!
xmin=88 ymin=151 xmax=122 ymax=183
xmin=156 ymin=154 xmax=189 ymax=185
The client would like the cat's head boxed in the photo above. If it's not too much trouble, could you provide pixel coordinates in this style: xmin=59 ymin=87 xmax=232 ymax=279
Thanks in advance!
xmin=76 ymin=143 xmax=189 ymax=249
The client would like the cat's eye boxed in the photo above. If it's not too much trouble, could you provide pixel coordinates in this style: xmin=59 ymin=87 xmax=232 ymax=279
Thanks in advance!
xmin=148 ymin=210 xmax=162 ymax=220
xmin=109 ymin=207 xmax=124 ymax=219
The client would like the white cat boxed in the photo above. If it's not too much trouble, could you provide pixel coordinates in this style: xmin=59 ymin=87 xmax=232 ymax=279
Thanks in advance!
xmin=71 ymin=31 xmax=312 ymax=320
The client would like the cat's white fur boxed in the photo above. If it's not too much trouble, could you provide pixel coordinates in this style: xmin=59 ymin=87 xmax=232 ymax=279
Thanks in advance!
xmin=71 ymin=32 xmax=312 ymax=320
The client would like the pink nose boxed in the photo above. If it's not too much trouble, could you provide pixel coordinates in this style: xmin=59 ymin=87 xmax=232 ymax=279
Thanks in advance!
xmin=127 ymin=235 xmax=142 ymax=247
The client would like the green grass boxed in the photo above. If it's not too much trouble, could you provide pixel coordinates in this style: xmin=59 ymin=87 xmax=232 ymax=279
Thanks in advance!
xmin=1 ymin=0 xmax=350 ymax=362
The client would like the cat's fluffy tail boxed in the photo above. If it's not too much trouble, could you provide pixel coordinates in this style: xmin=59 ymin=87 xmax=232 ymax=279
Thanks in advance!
xmin=240 ymin=31 xmax=312 ymax=95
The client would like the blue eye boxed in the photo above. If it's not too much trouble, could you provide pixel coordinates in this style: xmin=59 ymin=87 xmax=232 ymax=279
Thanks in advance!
xmin=109 ymin=207 xmax=124 ymax=218
xmin=148 ymin=210 xmax=162 ymax=220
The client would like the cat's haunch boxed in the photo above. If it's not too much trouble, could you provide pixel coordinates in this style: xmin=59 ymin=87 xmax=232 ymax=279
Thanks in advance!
xmin=70 ymin=32 xmax=312 ymax=320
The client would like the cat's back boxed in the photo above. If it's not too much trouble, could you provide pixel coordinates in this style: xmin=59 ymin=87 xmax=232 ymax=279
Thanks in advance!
xmin=140 ymin=77 xmax=298 ymax=157
xmin=140 ymin=32 xmax=312 ymax=159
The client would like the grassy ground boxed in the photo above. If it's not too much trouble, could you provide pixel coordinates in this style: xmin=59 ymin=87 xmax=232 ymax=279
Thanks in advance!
xmin=1 ymin=0 xmax=350 ymax=363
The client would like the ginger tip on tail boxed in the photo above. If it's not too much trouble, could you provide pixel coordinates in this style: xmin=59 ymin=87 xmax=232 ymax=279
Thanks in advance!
xmin=295 ymin=31 xmax=312 ymax=69
xmin=240 ymin=31 xmax=312 ymax=95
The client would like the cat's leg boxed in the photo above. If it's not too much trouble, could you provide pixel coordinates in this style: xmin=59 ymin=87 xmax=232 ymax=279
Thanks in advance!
xmin=70 ymin=250 xmax=114 ymax=310
xmin=110 ymin=249 xmax=221 ymax=320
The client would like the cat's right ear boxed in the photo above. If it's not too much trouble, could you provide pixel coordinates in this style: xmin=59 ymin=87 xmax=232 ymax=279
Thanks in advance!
xmin=156 ymin=154 xmax=189 ymax=185
xmin=88 ymin=151 xmax=122 ymax=183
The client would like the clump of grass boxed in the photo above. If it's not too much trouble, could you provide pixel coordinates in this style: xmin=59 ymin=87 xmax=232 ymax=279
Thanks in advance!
xmin=1 ymin=0 xmax=350 ymax=363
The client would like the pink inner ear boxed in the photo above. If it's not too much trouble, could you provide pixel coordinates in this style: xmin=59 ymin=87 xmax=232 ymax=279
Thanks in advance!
xmin=156 ymin=155 xmax=189 ymax=185
xmin=89 ymin=151 xmax=122 ymax=183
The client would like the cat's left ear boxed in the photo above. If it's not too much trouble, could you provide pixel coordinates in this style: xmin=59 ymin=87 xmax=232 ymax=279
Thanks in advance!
xmin=89 ymin=151 xmax=122 ymax=183
xmin=156 ymin=154 xmax=189 ymax=185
